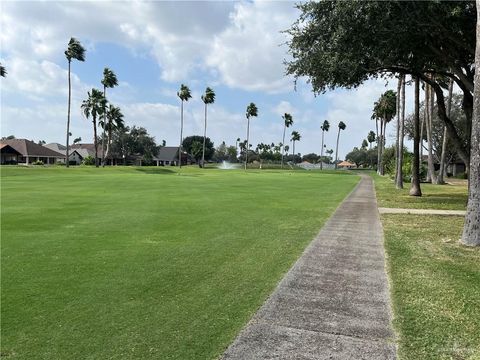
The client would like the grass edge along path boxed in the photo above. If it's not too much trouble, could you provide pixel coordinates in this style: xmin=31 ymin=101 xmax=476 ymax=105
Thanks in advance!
xmin=1 ymin=166 xmax=359 ymax=360
xmin=371 ymin=173 xmax=479 ymax=360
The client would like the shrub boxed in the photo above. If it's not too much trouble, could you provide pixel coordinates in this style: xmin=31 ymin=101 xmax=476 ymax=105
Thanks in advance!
xmin=32 ymin=160 xmax=44 ymax=165
xmin=82 ymin=156 xmax=95 ymax=165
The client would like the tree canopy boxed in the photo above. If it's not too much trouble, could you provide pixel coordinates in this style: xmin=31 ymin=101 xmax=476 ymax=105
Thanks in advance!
xmin=182 ymin=135 xmax=214 ymax=162
xmin=285 ymin=1 xmax=475 ymax=165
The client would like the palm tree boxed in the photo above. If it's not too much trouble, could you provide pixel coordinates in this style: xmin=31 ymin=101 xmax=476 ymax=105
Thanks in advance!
xmin=367 ymin=131 xmax=376 ymax=150
xmin=281 ymin=113 xmax=293 ymax=168
xmin=245 ymin=103 xmax=258 ymax=170
xmin=372 ymin=90 xmax=397 ymax=175
xmin=201 ymin=87 xmax=215 ymax=168
xmin=101 ymin=68 xmax=118 ymax=167
xmin=291 ymin=130 xmax=301 ymax=165
xmin=81 ymin=88 xmax=106 ymax=167
xmin=0 ymin=63 xmax=6 ymax=77
xmin=177 ymin=84 xmax=192 ymax=167
xmin=334 ymin=121 xmax=346 ymax=169
xmin=65 ymin=37 xmax=86 ymax=168
xmin=99 ymin=104 xmax=124 ymax=165
xmin=320 ymin=120 xmax=330 ymax=170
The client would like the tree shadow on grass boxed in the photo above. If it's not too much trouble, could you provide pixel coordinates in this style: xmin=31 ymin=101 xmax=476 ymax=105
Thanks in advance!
xmin=135 ymin=168 xmax=176 ymax=175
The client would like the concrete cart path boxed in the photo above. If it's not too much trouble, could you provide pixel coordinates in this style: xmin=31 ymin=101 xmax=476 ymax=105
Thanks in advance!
xmin=222 ymin=175 xmax=396 ymax=360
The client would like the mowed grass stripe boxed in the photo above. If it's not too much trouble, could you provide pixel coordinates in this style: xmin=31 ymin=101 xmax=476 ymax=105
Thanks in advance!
xmin=1 ymin=167 xmax=358 ymax=360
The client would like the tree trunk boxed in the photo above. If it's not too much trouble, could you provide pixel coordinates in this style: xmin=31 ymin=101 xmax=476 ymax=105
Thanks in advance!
xmin=102 ymin=85 xmax=107 ymax=167
xmin=320 ymin=130 xmax=325 ymax=170
xmin=281 ymin=124 xmax=286 ymax=169
xmin=461 ymin=1 xmax=480 ymax=246
xmin=396 ymin=74 xmax=405 ymax=189
xmin=179 ymin=100 xmax=183 ymax=168
xmin=410 ymin=77 xmax=422 ymax=196
xmin=93 ymin=115 xmax=99 ymax=167
xmin=245 ymin=117 xmax=250 ymax=170
xmin=426 ymin=82 xmax=438 ymax=184
xmin=375 ymin=118 xmax=380 ymax=173
xmin=293 ymin=141 xmax=296 ymax=165
xmin=429 ymin=81 xmax=470 ymax=169
xmin=395 ymin=76 xmax=401 ymax=183
xmin=105 ymin=127 xmax=112 ymax=166
xmin=438 ymin=78 xmax=454 ymax=184
xmin=201 ymin=103 xmax=207 ymax=168
xmin=66 ymin=60 xmax=71 ymax=168
xmin=335 ymin=127 xmax=340 ymax=170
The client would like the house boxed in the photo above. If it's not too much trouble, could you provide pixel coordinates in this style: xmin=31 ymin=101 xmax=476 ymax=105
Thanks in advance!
xmin=154 ymin=147 xmax=192 ymax=166
xmin=69 ymin=144 xmax=104 ymax=165
xmin=337 ymin=160 xmax=356 ymax=169
xmin=0 ymin=144 xmax=22 ymax=164
xmin=1 ymin=139 xmax=65 ymax=164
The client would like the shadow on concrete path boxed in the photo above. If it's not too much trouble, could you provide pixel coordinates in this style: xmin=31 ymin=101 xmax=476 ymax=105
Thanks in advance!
xmin=222 ymin=175 xmax=396 ymax=360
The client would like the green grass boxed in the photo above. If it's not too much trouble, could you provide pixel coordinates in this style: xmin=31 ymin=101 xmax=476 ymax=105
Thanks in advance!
xmin=382 ymin=215 xmax=480 ymax=360
xmin=372 ymin=173 xmax=468 ymax=210
xmin=1 ymin=166 xmax=358 ymax=360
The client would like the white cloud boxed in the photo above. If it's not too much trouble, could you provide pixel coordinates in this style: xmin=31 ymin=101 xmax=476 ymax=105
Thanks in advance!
xmin=1 ymin=58 xmax=89 ymax=100
xmin=207 ymin=1 xmax=298 ymax=93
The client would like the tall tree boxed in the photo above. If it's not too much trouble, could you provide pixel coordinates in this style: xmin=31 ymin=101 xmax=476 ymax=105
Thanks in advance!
xmin=281 ymin=113 xmax=293 ymax=168
xmin=0 ymin=63 xmax=6 ymax=77
xmin=101 ymin=68 xmax=118 ymax=167
xmin=334 ymin=121 xmax=346 ymax=169
xmin=81 ymin=89 xmax=106 ymax=168
xmin=425 ymin=80 xmax=438 ymax=183
xmin=290 ymin=130 xmax=301 ymax=165
xmin=320 ymin=120 xmax=330 ymax=170
xmin=367 ymin=131 xmax=376 ymax=150
xmin=65 ymin=37 xmax=86 ymax=168
xmin=244 ymin=103 xmax=258 ymax=170
xmin=410 ymin=77 xmax=422 ymax=196
xmin=373 ymin=90 xmax=397 ymax=175
xmin=438 ymin=78 xmax=454 ymax=184
xmin=285 ymin=1 xmax=474 ymax=173
xmin=99 ymin=104 xmax=124 ymax=165
xmin=395 ymin=74 xmax=406 ymax=189
xmin=462 ymin=1 xmax=480 ymax=246
xmin=177 ymin=84 xmax=192 ymax=168
xmin=201 ymin=87 xmax=215 ymax=168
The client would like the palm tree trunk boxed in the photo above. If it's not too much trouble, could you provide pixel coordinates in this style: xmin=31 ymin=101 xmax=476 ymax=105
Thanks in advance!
xmin=396 ymin=74 xmax=405 ymax=189
xmin=106 ymin=127 xmax=112 ymax=166
xmin=375 ymin=119 xmax=379 ymax=173
xmin=410 ymin=76 xmax=422 ymax=196
xmin=281 ymin=125 xmax=286 ymax=168
xmin=320 ymin=130 xmax=325 ymax=170
xmin=179 ymin=100 xmax=183 ymax=168
xmin=378 ymin=119 xmax=385 ymax=175
xmin=66 ymin=60 xmax=71 ymax=168
xmin=335 ymin=127 xmax=340 ymax=170
xmin=461 ymin=1 xmax=480 ymax=246
xmin=93 ymin=115 xmax=99 ymax=167
xmin=102 ymin=85 xmax=107 ymax=167
xmin=245 ymin=117 xmax=250 ymax=170
xmin=395 ymin=76 xmax=402 ymax=183
xmin=293 ymin=141 xmax=296 ymax=165
xmin=201 ymin=103 xmax=207 ymax=168
xmin=438 ymin=78 xmax=453 ymax=184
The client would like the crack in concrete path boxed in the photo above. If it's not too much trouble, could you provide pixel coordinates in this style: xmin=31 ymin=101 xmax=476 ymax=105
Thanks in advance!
xmin=222 ymin=175 xmax=396 ymax=360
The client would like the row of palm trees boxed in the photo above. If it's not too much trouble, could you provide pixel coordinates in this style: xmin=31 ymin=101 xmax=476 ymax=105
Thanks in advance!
xmin=65 ymin=37 xmax=125 ymax=167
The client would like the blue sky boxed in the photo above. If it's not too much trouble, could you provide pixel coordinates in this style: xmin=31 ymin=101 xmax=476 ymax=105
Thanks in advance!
xmin=1 ymin=0 xmax=407 ymax=159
